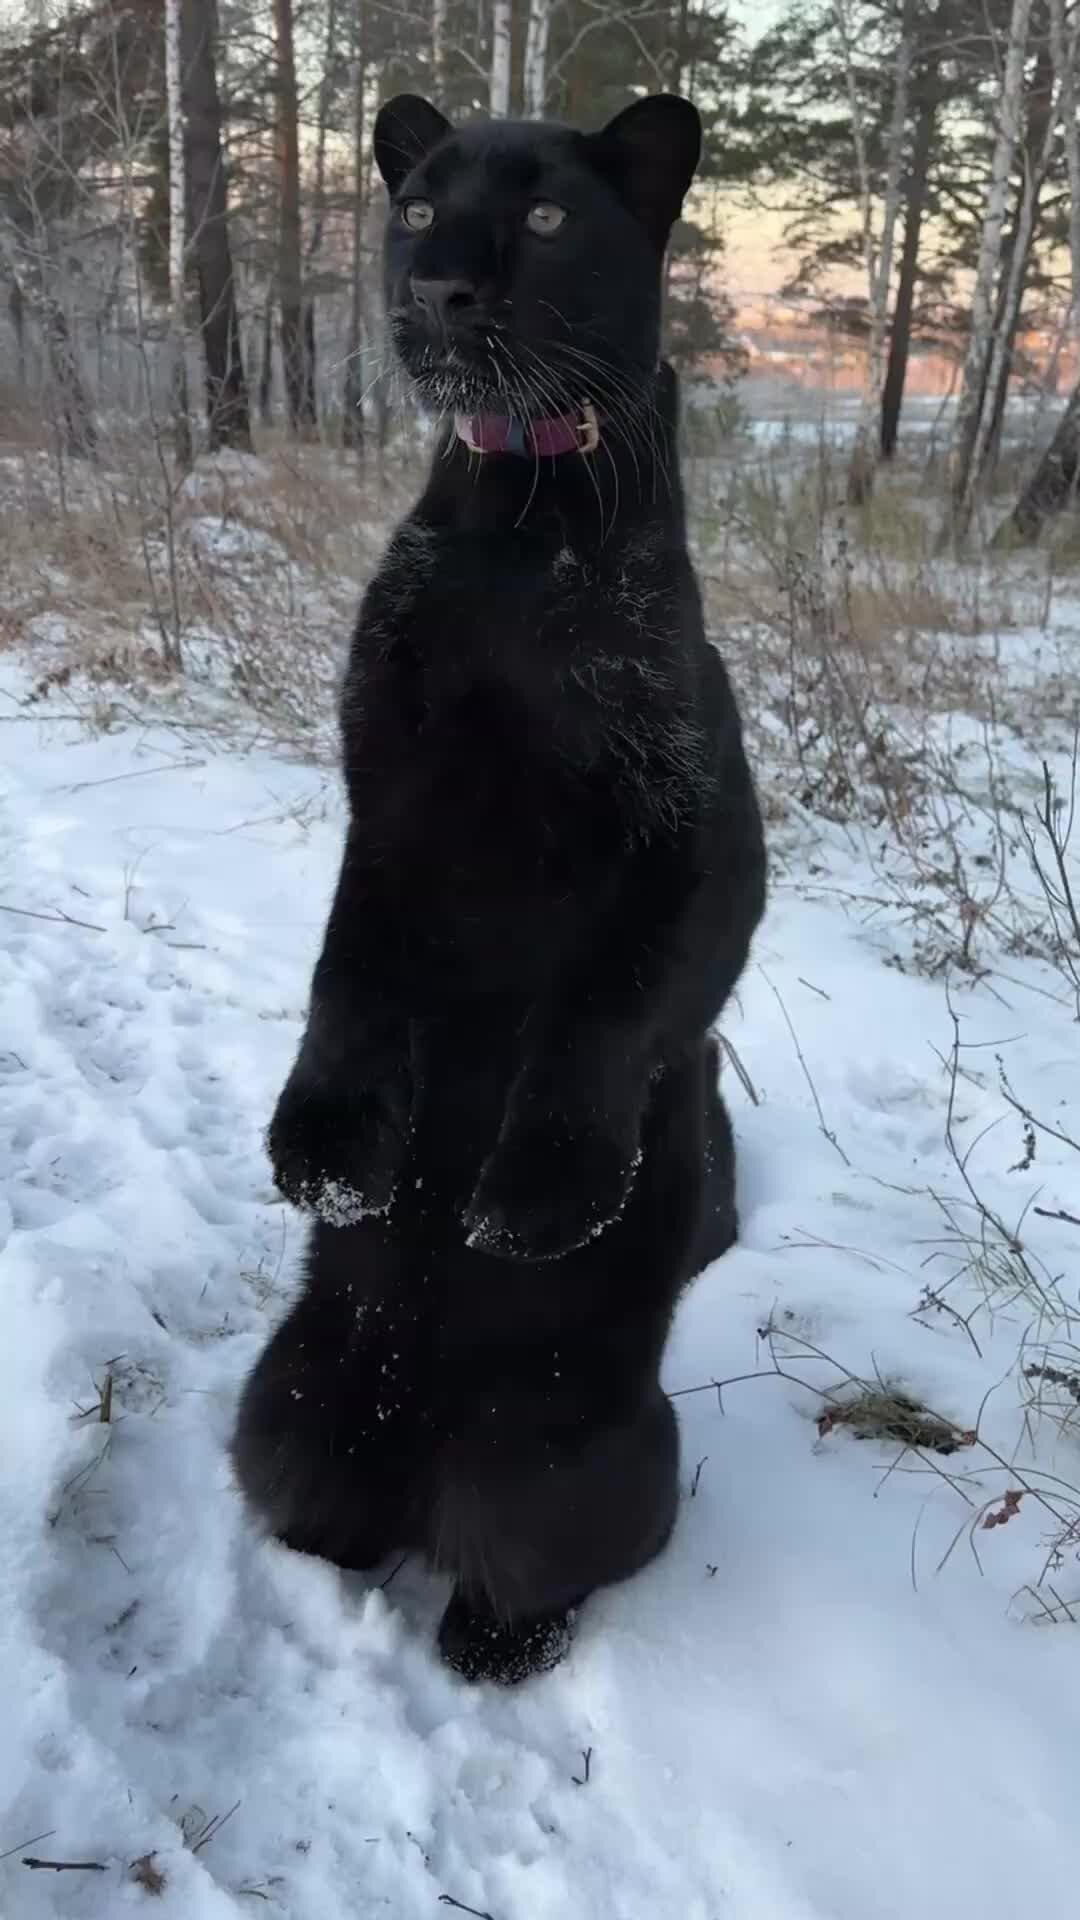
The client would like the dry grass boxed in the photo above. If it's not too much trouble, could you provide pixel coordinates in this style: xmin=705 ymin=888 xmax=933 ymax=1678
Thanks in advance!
xmin=6 ymin=413 xmax=1075 ymax=990
xmin=3 ymin=404 xmax=1074 ymax=755
xmin=0 ymin=418 xmax=426 ymax=746
xmin=815 ymin=1387 xmax=975 ymax=1456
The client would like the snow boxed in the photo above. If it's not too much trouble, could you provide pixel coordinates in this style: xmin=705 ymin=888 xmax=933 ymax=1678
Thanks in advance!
xmin=2 ymin=650 xmax=1080 ymax=1918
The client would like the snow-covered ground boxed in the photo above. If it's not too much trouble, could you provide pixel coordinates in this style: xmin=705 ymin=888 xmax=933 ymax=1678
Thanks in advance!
xmin=2 ymin=642 xmax=1080 ymax=1919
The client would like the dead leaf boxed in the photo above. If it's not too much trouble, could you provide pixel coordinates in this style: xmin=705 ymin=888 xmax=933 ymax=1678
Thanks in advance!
xmin=130 ymin=1854 xmax=167 ymax=1896
xmin=982 ymin=1489 xmax=1025 ymax=1530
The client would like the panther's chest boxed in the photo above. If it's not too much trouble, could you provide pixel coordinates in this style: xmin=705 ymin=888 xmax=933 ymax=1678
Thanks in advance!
xmin=347 ymin=520 xmax=703 ymax=868
xmin=347 ymin=655 xmax=621 ymax=879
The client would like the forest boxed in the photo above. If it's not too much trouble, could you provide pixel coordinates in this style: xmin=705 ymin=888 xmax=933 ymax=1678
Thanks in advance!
xmin=1 ymin=0 xmax=1079 ymax=547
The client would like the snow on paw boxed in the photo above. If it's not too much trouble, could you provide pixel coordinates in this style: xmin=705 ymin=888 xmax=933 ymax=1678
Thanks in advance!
xmin=438 ymin=1590 xmax=576 ymax=1685
xmin=268 ymin=1084 xmax=408 ymax=1223
xmin=308 ymin=1175 xmax=391 ymax=1227
xmin=464 ymin=1127 xmax=641 ymax=1263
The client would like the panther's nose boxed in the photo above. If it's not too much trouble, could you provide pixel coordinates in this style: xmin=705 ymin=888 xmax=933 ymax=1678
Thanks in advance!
xmin=410 ymin=276 xmax=482 ymax=338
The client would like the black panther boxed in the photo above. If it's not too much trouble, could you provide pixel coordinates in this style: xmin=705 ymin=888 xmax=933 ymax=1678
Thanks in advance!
xmin=232 ymin=92 xmax=766 ymax=1684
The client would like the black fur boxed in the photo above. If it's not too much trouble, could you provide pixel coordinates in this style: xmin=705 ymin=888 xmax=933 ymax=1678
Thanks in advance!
xmin=232 ymin=94 xmax=766 ymax=1684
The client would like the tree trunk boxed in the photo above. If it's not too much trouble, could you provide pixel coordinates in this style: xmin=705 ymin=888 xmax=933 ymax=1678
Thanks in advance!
xmin=880 ymin=80 xmax=936 ymax=459
xmin=669 ymin=0 xmax=692 ymax=90
xmin=259 ymin=278 xmax=275 ymax=425
xmin=944 ymin=0 xmax=1033 ymax=539
xmin=165 ymin=0 xmax=192 ymax=469
xmin=1050 ymin=0 xmax=1080 ymax=330
xmin=342 ymin=5 xmax=368 ymax=454
xmin=660 ymin=0 xmax=693 ymax=323
xmin=836 ymin=0 xmax=913 ymax=505
xmin=490 ymin=0 xmax=513 ymax=116
xmin=999 ymin=376 xmax=1080 ymax=542
xmin=301 ymin=0 xmax=339 ymax=440
xmin=363 ymin=199 xmax=391 ymax=461
xmin=432 ymin=0 xmax=448 ymax=102
xmin=8 ymin=278 xmax=26 ymax=388
xmin=963 ymin=40 xmax=1056 ymax=515
xmin=180 ymin=0 xmax=252 ymax=451
xmin=997 ymin=0 xmax=1080 ymax=541
xmin=523 ymin=0 xmax=551 ymax=117
xmin=982 ymin=230 xmax=1029 ymax=470
xmin=0 ymin=222 xmax=96 ymax=459
xmin=273 ymin=0 xmax=310 ymax=435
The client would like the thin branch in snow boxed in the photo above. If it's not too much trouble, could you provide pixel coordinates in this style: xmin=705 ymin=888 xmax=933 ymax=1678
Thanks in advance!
xmin=49 ymin=1434 xmax=113 ymax=1526
xmin=759 ymin=966 xmax=850 ymax=1165
xmin=188 ymin=1801 xmax=241 ymax=1856
xmin=59 ymin=758 xmax=206 ymax=794
xmin=0 ymin=903 xmax=107 ymax=932
xmin=0 ymin=1831 xmax=56 ymax=1865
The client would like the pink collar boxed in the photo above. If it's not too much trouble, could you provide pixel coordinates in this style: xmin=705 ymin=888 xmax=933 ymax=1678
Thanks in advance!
xmin=454 ymin=401 xmax=600 ymax=459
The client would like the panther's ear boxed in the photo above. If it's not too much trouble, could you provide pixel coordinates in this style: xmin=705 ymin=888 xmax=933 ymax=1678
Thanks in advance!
xmin=589 ymin=95 xmax=701 ymax=251
xmin=374 ymin=94 xmax=452 ymax=193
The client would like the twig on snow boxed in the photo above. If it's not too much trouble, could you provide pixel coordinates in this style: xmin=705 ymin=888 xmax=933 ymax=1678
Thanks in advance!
xmin=1035 ymin=1206 xmax=1080 ymax=1228
xmin=188 ymin=1802 xmax=241 ymax=1856
xmin=759 ymin=965 xmax=849 ymax=1164
xmin=0 ymin=902 xmax=107 ymax=933
xmin=22 ymin=1857 xmax=107 ymax=1873
xmin=60 ymin=757 xmax=206 ymax=794
xmin=0 ymin=1830 xmax=55 ymax=1864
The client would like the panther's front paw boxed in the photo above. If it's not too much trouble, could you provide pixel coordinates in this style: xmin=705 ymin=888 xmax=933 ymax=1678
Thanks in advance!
xmin=463 ymin=1118 xmax=640 ymax=1262
xmin=268 ymin=1064 xmax=412 ymax=1224
xmin=438 ymin=1588 xmax=576 ymax=1684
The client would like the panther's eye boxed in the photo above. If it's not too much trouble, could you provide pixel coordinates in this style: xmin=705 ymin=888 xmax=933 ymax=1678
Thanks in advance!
xmin=401 ymin=199 xmax=434 ymax=232
xmin=526 ymin=202 xmax=566 ymax=236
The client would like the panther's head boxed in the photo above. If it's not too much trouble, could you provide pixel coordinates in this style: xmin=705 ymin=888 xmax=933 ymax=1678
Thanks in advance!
xmin=373 ymin=93 xmax=701 ymax=428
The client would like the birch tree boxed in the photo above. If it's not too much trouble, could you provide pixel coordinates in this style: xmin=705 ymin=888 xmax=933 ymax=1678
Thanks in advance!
xmin=1001 ymin=0 xmax=1080 ymax=541
xmin=943 ymin=0 xmax=1033 ymax=541
xmin=974 ymin=39 xmax=1058 ymax=484
xmin=523 ymin=0 xmax=552 ymax=117
xmin=302 ymin=0 xmax=340 ymax=437
xmin=835 ymin=0 xmax=913 ymax=505
xmin=273 ymin=0 xmax=309 ymax=436
xmin=490 ymin=0 xmax=513 ymax=116
xmin=1050 ymin=0 xmax=1080 ymax=340
xmin=164 ymin=0 xmax=191 ymax=469
xmin=432 ymin=0 xmax=448 ymax=102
